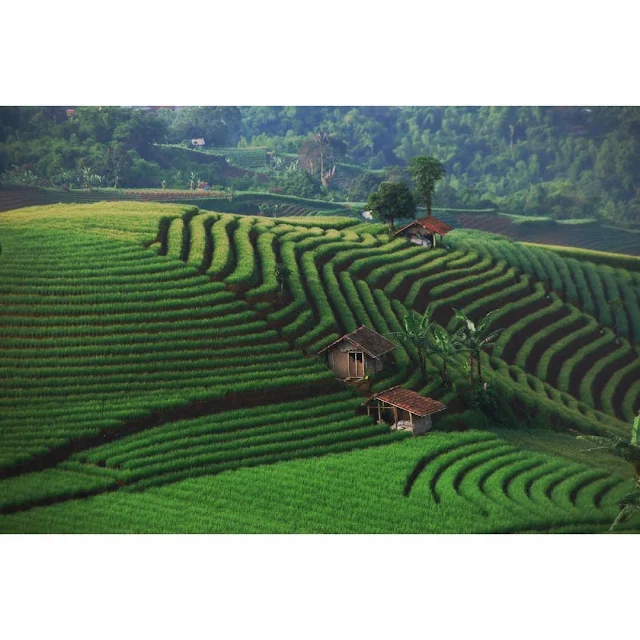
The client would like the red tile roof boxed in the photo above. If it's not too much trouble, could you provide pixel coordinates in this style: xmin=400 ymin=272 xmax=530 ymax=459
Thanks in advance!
xmin=364 ymin=386 xmax=446 ymax=417
xmin=395 ymin=216 xmax=453 ymax=237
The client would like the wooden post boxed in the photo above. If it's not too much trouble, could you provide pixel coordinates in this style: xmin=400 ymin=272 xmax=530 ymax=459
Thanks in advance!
xmin=377 ymin=400 xmax=382 ymax=424
xmin=410 ymin=411 xmax=414 ymax=435
xmin=393 ymin=405 xmax=398 ymax=430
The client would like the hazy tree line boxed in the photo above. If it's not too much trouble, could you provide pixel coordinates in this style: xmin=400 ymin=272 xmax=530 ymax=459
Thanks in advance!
xmin=240 ymin=106 xmax=639 ymax=226
xmin=0 ymin=106 xmax=637 ymax=227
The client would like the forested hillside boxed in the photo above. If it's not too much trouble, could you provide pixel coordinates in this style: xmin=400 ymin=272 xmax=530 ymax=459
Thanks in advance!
xmin=1 ymin=106 xmax=638 ymax=227
xmin=240 ymin=107 xmax=640 ymax=226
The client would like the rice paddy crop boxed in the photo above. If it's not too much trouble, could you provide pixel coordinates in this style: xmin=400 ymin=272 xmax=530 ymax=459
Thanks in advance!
xmin=0 ymin=202 xmax=638 ymax=533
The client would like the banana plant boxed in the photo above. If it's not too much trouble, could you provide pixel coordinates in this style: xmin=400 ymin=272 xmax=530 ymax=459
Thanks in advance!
xmin=452 ymin=309 xmax=502 ymax=383
xmin=387 ymin=307 xmax=436 ymax=382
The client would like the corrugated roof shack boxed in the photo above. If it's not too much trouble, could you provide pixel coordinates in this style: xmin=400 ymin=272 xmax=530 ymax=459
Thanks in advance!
xmin=318 ymin=325 xmax=396 ymax=380
xmin=395 ymin=216 xmax=453 ymax=248
xmin=364 ymin=386 xmax=446 ymax=435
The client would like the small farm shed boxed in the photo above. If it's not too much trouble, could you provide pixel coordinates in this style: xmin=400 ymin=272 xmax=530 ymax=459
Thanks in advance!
xmin=318 ymin=325 xmax=396 ymax=380
xmin=363 ymin=386 xmax=446 ymax=435
xmin=191 ymin=138 xmax=205 ymax=147
xmin=395 ymin=216 xmax=453 ymax=248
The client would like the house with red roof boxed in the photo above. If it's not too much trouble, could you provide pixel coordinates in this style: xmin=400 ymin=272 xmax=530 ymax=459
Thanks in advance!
xmin=363 ymin=386 xmax=446 ymax=435
xmin=395 ymin=216 xmax=453 ymax=248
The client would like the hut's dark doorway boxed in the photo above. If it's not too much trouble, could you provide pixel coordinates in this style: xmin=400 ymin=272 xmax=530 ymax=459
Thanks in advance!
xmin=348 ymin=351 xmax=364 ymax=378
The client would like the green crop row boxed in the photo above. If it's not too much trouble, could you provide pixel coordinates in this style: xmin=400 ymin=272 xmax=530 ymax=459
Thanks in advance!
xmin=523 ymin=243 xmax=640 ymax=272
xmin=225 ymin=218 xmax=257 ymax=288
xmin=123 ymin=422 xmax=390 ymax=486
xmin=0 ymin=290 xmax=238 ymax=318
xmin=246 ymin=231 xmax=278 ymax=299
xmin=377 ymin=250 xmax=453 ymax=297
xmin=0 ymin=349 xmax=306 ymax=381
xmin=461 ymin=274 xmax=531 ymax=322
xmin=0 ymin=323 xmax=279 ymax=351
xmin=487 ymin=358 xmax=629 ymax=439
xmin=0 ymin=361 xmax=324 ymax=399
xmin=323 ymin=262 xmax=357 ymax=333
xmin=0 ymin=301 xmax=251 ymax=330
xmin=506 ymin=301 xmax=572 ymax=372
xmin=187 ymin=213 xmax=218 ymax=269
xmin=166 ymin=218 xmax=184 ymax=260
xmin=578 ymin=338 xmax=628 ymax=411
xmin=404 ymin=252 xmax=494 ymax=308
xmin=338 ymin=271 xmax=373 ymax=329
xmin=207 ymin=215 xmax=237 ymax=279
xmin=0 ymin=367 xmax=331 ymax=407
xmin=81 ymin=392 xmax=359 ymax=462
xmin=109 ymin=411 xmax=370 ymax=472
xmin=0 ymin=281 xmax=229 ymax=306
xmin=294 ymin=252 xmax=337 ymax=347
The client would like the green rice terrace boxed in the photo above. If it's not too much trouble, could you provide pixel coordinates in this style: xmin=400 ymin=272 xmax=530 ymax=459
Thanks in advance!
xmin=0 ymin=201 xmax=639 ymax=533
xmin=2 ymin=184 xmax=639 ymax=256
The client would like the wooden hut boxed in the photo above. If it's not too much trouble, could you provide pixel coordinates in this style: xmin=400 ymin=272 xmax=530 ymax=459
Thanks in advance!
xmin=318 ymin=325 xmax=396 ymax=380
xmin=395 ymin=216 xmax=453 ymax=248
xmin=363 ymin=386 xmax=446 ymax=435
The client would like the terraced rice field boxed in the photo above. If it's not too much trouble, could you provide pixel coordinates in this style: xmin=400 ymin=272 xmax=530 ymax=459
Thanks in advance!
xmin=0 ymin=201 xmax=639 ymax=533
xmin=1 ymin=434 xmax=636 ymax=533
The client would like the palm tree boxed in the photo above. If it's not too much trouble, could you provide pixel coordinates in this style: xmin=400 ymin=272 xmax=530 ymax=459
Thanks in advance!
xmin=578 ymin=411 xmax=640 ymax=530
xmin=452 ymin=309 xmax=502 ymax=383
xmin=387 ymin=307 xmax=436 ymax=382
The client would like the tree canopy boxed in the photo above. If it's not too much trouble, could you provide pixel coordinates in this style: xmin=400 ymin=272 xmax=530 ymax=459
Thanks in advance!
xmin=1 ymin=106 xmax=639 ymax=227
xmin=409 ymin=155 xmax=446 ymax=216
xmin=167 ymin=107 xmax=242 ymax=146
xmin=365 ymin=181 xmax=416 ymax=231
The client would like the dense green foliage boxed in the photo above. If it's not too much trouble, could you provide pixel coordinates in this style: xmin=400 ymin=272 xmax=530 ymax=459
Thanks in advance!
xmin=240 ymin=106 xmax=640 ymax=226
xmin=366 ymin=181 xmax=416 ymax=230
xmin=409 ymin=155 xmax=446 ymax=217
xmin=2 ymin=106 xmax=638 ymax=226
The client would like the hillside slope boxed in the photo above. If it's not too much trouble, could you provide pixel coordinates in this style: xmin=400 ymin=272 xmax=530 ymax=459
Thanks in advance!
xmin=0 ymin=202 xmax=638 ymax=532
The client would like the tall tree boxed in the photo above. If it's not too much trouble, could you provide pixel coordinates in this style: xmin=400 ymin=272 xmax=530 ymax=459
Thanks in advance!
xmin=299 ymin=131 xmax=346 ymax=189
xmin=452 ymin=309 xmax=502 ymax=383
xmin=408 ymin=155 xmax=446 ymax=217
xmin=366 ymin=181 xmax=415 ymax=232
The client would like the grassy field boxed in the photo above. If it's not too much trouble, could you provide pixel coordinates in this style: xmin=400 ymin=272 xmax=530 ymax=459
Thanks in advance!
xmin=2 ymin=433 xmax=636 ymax=533
xmin=0 ymin=201 xmax=638 ymax=533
